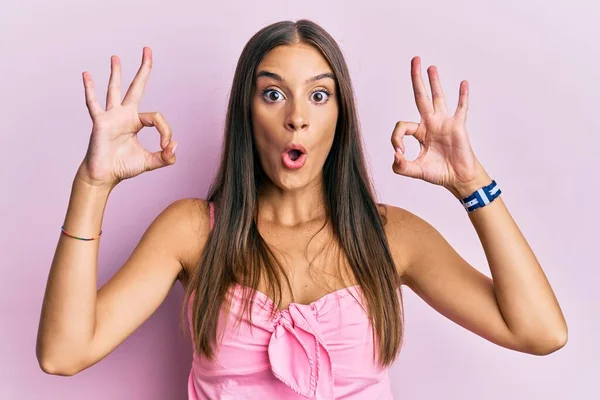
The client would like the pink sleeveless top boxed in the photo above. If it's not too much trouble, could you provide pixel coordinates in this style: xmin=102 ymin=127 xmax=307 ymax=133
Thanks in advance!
xmin=186 ymin=202 xmax=394 ymax=399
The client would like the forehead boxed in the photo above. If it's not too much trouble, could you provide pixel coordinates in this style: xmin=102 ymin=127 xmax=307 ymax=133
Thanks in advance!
xmin=256 ymin=43 xmax=333 ymax=81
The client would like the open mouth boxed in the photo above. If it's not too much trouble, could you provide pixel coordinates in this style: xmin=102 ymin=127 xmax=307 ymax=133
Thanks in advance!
xmin=288 ymin=149 xmax=303 ymax=161
xmin=281 ymin=144 xmax=307 ymax=169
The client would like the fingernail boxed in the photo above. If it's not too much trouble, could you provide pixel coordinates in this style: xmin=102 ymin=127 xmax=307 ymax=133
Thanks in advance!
xmin=395 ymin=147 xmax=404 ymax=154
xmin=165 ymin=140 xmax=170 ymax=147
xmin=172 ymin=143 xmax=178 ymax=154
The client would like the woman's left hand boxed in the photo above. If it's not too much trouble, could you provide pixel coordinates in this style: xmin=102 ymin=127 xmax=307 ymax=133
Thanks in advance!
xmin=391 ymin=56 xmax=491 ymax=198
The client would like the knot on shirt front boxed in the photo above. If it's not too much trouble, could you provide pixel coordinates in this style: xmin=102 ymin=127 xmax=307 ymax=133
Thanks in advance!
xmin=268 ymin=303 xmax=334 ymax=399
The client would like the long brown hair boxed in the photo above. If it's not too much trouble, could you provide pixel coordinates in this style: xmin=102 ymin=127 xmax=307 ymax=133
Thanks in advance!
xmin=181 ymin=19 xmax=404 ymax=367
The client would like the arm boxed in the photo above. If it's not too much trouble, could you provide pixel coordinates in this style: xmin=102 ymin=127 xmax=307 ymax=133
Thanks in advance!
xmin=36 ymin=169 xmax=209 ymax=375
xmin=386 ymin=173 xmax=567 ymax=355
xmin=387 ymin=56 xmax=567 ymax=355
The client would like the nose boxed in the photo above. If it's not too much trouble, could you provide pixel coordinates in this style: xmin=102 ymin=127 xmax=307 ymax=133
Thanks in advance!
xmin=285 ymin=99 xmax=309 ymax=132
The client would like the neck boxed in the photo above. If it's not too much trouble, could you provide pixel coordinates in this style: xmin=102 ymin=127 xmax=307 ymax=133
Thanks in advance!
xmin=258 ymin=174 xmax=327 ymax=226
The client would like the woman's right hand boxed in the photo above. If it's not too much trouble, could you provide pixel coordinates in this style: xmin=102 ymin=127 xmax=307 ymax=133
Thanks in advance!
xmin=77 ymin=47 xmax=178 ymax=188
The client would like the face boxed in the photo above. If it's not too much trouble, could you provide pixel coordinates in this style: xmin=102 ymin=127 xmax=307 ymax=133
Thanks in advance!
xmin=251 ymin=43 xmax=339 ymax=192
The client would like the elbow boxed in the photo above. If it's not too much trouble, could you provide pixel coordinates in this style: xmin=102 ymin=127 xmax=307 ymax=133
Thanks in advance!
xmin=38 ymin=357 xmax=82 ymax=376
xmin=526 ymin=329 xmax=568 ymax=356
xmin=36 ymin=344 xmax=87 ymax=376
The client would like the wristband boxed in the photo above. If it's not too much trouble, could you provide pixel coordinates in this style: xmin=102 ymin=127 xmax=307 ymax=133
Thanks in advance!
xmin=460 ymin=180 xmax=501 ymax=213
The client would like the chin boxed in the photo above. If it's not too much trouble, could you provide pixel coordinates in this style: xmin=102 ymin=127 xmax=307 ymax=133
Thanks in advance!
xmin=273 ymin=173 xmax=309 ymax=191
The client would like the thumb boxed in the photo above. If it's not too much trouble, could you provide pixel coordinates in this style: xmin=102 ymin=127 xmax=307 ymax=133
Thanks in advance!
xmin=392 ymin=149 xmax=422 ymax=179
xmin=146 ymin=141 xmax=177 ymax=172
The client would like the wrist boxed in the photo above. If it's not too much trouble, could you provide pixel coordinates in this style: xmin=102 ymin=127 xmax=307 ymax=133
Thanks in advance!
xmin=63 ymin=173 xmax=112 ymax=241
xmin=75 ymin=164 xmax=118 ymax=193
xmin=446 ymin=167 xmax=493 ymax=200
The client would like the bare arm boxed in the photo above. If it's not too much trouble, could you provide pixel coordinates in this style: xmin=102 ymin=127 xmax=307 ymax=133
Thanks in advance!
xmin=36 ymin=171 xmax=113 ymax=375
xmin=36 ymin=170 xmax=208 ymax=375
xmin=36 ymin=47 xmax=203 ymax=375
xmin=386 ymin=195 xmax=567 ymax=356
xmin=386 ymin=56 xmax=567 ymax=356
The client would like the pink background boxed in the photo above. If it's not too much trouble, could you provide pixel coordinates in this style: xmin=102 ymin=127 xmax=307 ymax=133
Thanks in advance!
xmin=1 ymin=0 xmax=598 ymax=398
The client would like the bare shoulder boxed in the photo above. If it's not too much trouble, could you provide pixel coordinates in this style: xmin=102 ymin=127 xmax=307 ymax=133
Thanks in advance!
xmin=158 ymin=197 xmax=211 ymax=281
xmin=377 ymin=203 xmax=437 ymax=284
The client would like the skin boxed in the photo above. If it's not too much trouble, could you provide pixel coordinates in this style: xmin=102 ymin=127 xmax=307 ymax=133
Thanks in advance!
xmin=248 ymin=43 xmax=349 ymax=302
xmin=251 ymin=43 xmax=338 ymax=218
xmin=37 ymin=44 xmax=567 ymax=377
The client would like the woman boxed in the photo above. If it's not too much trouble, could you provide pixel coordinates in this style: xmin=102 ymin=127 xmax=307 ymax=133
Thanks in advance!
xmin=36 ymin=19 xmax=567 ymax=399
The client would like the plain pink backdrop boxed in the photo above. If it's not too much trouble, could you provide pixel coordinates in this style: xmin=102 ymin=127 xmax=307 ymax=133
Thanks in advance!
xmin=1 ymin=0 xmax=598 ymax=399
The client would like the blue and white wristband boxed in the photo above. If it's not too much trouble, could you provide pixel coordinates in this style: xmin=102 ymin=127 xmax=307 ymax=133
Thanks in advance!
xmin=460 ymin=180 xmax=501 ymax=213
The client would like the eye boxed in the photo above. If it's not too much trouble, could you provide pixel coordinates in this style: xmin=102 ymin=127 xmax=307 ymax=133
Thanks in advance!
xmin=260 ymin=87 xmax=333 ymax=105
xmin=311 ymin=89 xmax=332 ymax=104
xmin=262 ymin=88 xmax=285 ymax=103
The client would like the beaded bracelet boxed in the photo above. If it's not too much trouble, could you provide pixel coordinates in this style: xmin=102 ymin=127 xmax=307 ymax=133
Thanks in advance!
xmin=61 ymin=225 xmax=103 ymax=241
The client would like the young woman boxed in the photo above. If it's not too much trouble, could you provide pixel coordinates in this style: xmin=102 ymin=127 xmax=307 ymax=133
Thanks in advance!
xmin=36 ymin=19 xmax=567 ymax=399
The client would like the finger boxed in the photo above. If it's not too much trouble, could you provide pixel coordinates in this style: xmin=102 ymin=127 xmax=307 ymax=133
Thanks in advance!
xmin=106 ymin=55 xmax=122 ymax=110
xmin=455 ymin=80 xmax=469 ymax=121
xmin=427 ymin=65 xmax=448 ymax=114
xmin=122 ymin=47 xmax=153 ymax=106
xmin=390 ymin=121 xmax=420 ymax=155
xmin=411 ymin=56 xmax=434 ymax=116
xmin=82 ymin=71 xmax=103 ymax=118
xmin=392 ymin=150 xmax=422 ymax=180
xmin=145 ymin=140 xmax=177 ymax=172
xmin=138 ymin=112 xmax=173 ymax=149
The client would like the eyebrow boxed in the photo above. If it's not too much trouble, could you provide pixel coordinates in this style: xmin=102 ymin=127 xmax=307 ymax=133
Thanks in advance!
xmin=256 ymin=70 xmax=336 ymax=85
